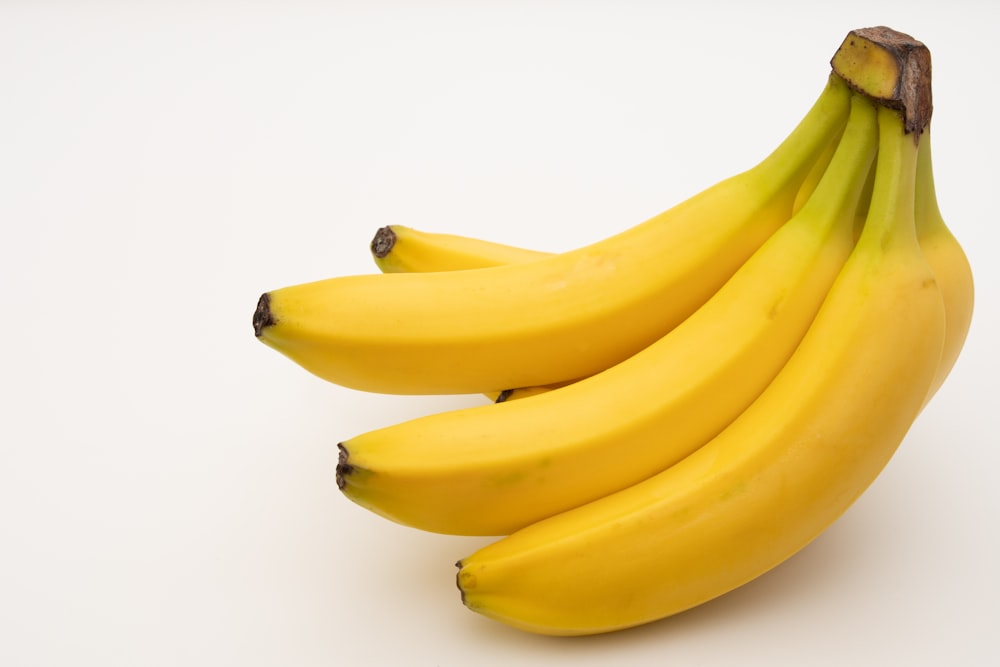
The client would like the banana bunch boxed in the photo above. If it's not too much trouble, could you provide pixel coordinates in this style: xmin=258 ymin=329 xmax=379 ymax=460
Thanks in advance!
xmin=252 ymin=27 xmax=973 ymax=636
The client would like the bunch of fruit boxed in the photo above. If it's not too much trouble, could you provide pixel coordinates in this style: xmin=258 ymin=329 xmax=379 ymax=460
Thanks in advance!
xmin=251 ymin=27 xmax=973 ymax=636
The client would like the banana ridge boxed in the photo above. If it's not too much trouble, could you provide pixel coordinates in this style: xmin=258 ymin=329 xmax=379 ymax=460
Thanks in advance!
xmin=335 ymin=94 xmax=880 ymax=537
xmin=914 ymin=130 xmax=975 ymax=401
xmin=454 ymin=103 xmax=947 ymax=636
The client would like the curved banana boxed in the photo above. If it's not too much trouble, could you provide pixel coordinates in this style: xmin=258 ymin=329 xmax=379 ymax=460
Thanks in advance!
xmin=455 ymin=101 xmax=946 ymax=636
xmin=335 ymin=94 xmax=879 ymax=536
xmin=914 ymin=130 xmax=974 ymax=400
xmin=369 ymin=225 xmax=547 ymax=273
xmin=252 ymin=76 xmax=852 ymax=395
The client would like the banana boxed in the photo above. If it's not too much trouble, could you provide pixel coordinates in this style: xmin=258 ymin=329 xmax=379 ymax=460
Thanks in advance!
xmin=335 ymin=93 xmax=879 ymax=536
xmin=914 ymin=130 xmax=974 ymax=400
xmin=455 ymin=100 xmax=946 ymax=636
xmin=252 ymin=75 xmax=852 ymax=395
xmin=369 ymin=225 xmax=547 ymax=273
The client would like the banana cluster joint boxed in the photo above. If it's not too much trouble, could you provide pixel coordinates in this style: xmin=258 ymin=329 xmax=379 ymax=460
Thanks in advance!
xmin=830 ymin=26 xmax=932 ymax=138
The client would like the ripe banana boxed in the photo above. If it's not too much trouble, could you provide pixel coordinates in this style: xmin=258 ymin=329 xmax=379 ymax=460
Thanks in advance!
xmin=369 ymin=225 xmax=547 ymax=273
xmin=455 ymin=100 xmax=946 ymax=636
xmin=252 ymin=75 xmax=852 ymax=394
xmin=335 ymin=93 xmax=879 ymax=536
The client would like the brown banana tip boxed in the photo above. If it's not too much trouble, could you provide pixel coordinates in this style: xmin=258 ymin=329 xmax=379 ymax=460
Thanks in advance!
xmin=494 ymin=389 xmax=513 ymax=403
xmin=252 ymin=293 xmax=276 ymax=337
xmin=370 ymin=226 xmax=397 ymax=259
xmin=335 ymin=443 xmax=352 ymax=490
xmin=455 ymin=561 xmax=467 ymax=604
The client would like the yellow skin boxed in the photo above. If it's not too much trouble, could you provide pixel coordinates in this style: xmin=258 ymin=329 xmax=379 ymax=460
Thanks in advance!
xmin=337 ymin=95 xmax=879 ymax=536
xmin=914 ymin=129 xmax=975 ymax=400
xmin=253 ymin=76 xmax=852 ymax=395
xmin=455 ymin=105 xmax=946 ymax=636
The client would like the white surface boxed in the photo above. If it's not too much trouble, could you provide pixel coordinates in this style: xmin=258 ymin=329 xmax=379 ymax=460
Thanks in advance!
xmin=2 ymin=2 xmax=998 ymax=665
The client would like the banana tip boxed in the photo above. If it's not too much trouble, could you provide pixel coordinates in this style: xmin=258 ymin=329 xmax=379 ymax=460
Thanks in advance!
xmin=335 ymin=443 xmax=352 ymax=490
xmin=370 ymin=226 xmax=397 ymax=259
xmin=455 ymin=560 xmax=468 ymax=605
xmin=253 ymin=293 xmax=276 ymax=337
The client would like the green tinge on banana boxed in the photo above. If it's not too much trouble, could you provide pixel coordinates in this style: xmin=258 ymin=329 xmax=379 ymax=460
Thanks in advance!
xmin=253 ymin=74 xmax=851 ymax=395
xmin=371 ymin=132 xmax=971 ymax=408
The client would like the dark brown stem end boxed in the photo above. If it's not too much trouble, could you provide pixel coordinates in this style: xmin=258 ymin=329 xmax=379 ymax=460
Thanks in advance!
xmin=370 ymin=226 xmax=397 ymax=259
xmin=830 ymin=26 xmax=933 ymax=138
xmin=252 ymin=293 xmax=276 ymax=337
xmin=335 ymin=443 xmax=353 ymax=490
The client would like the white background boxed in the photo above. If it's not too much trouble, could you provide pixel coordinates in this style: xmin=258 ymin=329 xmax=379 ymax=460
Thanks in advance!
xmin=2 ymin=1 xmax=998 ymax=665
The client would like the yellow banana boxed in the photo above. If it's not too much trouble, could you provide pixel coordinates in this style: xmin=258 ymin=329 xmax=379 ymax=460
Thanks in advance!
xmin=335 ymin=93 xmax=879 ymax=536
xmin=369 ymin=225 xmax=547 ymax=273
xmin=456 ymin=100 xmax=946 ymax=636
xmin=914 ymin=130 xmax=974 ymax=400
xmin=252 ymin=75 xmax=852 ymax=395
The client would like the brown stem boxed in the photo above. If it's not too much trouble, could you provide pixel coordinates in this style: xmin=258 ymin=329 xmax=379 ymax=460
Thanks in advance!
xmin=830 ymin=26 xmax=933 ymax=138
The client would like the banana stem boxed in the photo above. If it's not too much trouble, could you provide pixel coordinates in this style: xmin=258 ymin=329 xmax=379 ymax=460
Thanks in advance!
xmin=830 ymin=26 xmax=933 ymax=140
